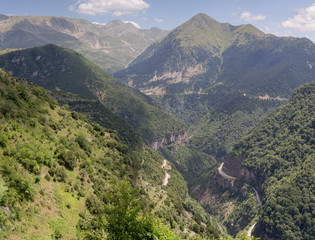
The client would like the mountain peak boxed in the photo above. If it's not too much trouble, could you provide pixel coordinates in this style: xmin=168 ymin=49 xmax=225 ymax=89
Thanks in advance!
xmin=104 ymin=20 xmax=140 ymax=29
xmin=166 ymin=13 xmax=267 ymax=50
xmin=169 ymin=13 xmax=234 ymax=49
xmin=190 ymin=13 xmax=218 ymax=23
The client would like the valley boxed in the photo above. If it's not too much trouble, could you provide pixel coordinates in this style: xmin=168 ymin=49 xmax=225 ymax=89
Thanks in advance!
xmin=0 ymin=10 xmax=314 ymax=240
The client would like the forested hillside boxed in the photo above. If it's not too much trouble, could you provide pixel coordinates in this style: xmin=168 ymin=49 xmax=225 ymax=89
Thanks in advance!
xmin=0 ymin=69 xmax=221 ymax=239
xmin=224 ymin=82 xmax=315 ymax=239
xmin=0 ymin=44 xmax=187 ymax=146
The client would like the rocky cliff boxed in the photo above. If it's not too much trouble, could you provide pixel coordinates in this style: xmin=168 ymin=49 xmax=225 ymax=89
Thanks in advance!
xmin=222 ymin=153 xmax=261 ymax=195
xmin=149 ymin=132 xmax=188 ymax=150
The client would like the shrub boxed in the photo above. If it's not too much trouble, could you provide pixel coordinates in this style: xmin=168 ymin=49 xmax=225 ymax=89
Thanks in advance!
xmin=55 ymin=166 xmax=67 ymax=182
xmin=75 ymin=133 xmax=91 ymax=153
xmin=0 ymin=133 xmax=8 ymax=148
xmin=64 ymin=151 xmax=76 ymax=170
xmin=85 ymin=194 xmax=104 ymax=214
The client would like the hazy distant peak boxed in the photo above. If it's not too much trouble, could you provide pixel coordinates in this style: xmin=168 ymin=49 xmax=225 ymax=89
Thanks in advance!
xmin=92 ymin=21 xmax=107 ymax=26
xmin=104 ymin=19 xmax=140 ymax=29
xmin=0 ymin=14 xmax=10 ymax=20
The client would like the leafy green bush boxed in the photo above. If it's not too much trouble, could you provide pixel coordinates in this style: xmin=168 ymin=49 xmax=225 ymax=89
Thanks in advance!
xmin=85 ymin=194 xmax=104 ymax=215
xmin=0 ymin=133 xmax=8 ymax=148
xmin=75 ymin=133 xmax=91 ymax=153
xmin=64 ymin=151 xmax=76 ymax=170
xmin=55 ymin=166 xmax=67 ymax=182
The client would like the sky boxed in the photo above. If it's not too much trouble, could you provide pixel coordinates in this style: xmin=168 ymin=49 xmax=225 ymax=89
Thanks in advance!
xmin=2 ymin=0 xmax=315 ymax=43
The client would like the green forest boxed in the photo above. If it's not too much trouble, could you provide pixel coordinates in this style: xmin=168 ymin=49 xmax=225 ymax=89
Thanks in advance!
xmin=231 ymin=82 xmax=315 ymax=240
xmin=0 ymin=69 xmax=224 ymax=239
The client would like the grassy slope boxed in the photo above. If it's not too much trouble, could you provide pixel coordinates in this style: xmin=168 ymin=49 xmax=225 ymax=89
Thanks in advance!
xmin=0 ymin=44 xmax=186 ymax=144
xmin=0 ymin=69 xmax=220 ymax=239
xmin=50 ymin=90 xmax=143 ymax=149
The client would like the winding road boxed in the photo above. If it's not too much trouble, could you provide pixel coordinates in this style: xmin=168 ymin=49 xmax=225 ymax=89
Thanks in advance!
xmin=247 ymin=222 xmax=257 ymax=236
xmin=253 ymin=187 xmax=263 ymax=209
xmin=218 ymin=162 xmax=262 ymax=236
xmin=162 ymin=159 xmax=171 ymax=186
xmin=218 ymin=163 xmax=235 ymax=180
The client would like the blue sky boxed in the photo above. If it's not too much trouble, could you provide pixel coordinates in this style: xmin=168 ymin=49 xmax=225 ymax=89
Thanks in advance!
xmin=2 ymin=0 xmax=315 ymax=42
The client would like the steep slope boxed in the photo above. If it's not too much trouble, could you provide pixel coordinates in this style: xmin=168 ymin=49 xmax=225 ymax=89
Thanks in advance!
xmin=115 ymin=13 xmax=267 ymax=95
xmin=225 ymin=82 xmax=315 ymax=240
xmin=49 ymin=90 xmax=142 ymax=149
xmin=0 ymin=44 xmax=186 ymax=146
xmin=193 ymin=82 xmax=315 ymax=239
xmin=0 ymin=14 xmax=168 ymax=72
xmin=115 ymin=13 xmax=315 ymax=183
xmin=0 ymin=69 xmax=220 ymax=239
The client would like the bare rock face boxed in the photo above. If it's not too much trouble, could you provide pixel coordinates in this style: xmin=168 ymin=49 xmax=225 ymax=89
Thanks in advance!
xmin=223 ymin=153 xmax=260 ymax=189
xmin=222 ymin=153 xmax=246 ymax=178
xmin=214 ymin=171 xmax=239 ymax=192
xmin=149 ymin=132 xmax=188 ymax=150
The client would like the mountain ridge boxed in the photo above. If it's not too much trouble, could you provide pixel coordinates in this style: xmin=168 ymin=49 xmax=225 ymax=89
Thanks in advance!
xmin=115 ymin=15 xmax=315 ymax=237
xmin=0 ymin=14 xmax=169 ymax=73
xmin=0 ymin=44 xmax=187 ymax=146
xmin=116 ymin=13 xmax=314 ymax=97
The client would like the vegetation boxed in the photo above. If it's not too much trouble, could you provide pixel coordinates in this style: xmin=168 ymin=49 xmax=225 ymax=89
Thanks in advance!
xmin=0 ymin=48 xmax=19 ymax=55
xmin=0 ymin=69 xmax=220 ymax=239
xmin=50 ymin=90 xmax=143 ymax=149
xmin=0 ymin=12 xmax=313 ymax=239
xmin=0 ymin=44 xmax=186 ymax=145
xmin=115 ymin=12 xmax=314 ymax=190
xmin=230 ymin=82 xmax=315 ymax=239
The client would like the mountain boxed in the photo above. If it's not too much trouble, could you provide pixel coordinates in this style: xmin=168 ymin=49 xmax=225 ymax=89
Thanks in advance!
xmin=115 ymin=13 xmax=315 ymax=183
xmin=214 ymin=82 xmax=314 ymax=239
xmin=0 ymin=69 xmax=222 ymax=239
xmin=0 ymin=14 xmax=168 ymax=73
xmin=0 ymin=44 xmax=186 ymax=146
xmin=116 ymin=13 xmax=314 ymax=96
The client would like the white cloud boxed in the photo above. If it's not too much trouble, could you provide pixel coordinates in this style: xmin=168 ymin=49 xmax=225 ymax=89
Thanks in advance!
xmin=70 ymin=0 xmax=149 ymax=16
xmin=282 ymin=3 xmax=315 ymax=31
xmin=240 ymin=11 xmax=266 ymax=22
xmin=155 ymin=18 xmax=164 ymax=23
xmin=122 ymin=21 xmax=141 ymax=29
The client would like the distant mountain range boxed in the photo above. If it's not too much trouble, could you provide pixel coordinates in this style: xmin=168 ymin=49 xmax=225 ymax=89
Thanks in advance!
xmin=0 ymin=14 xmax=168 ymax=73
